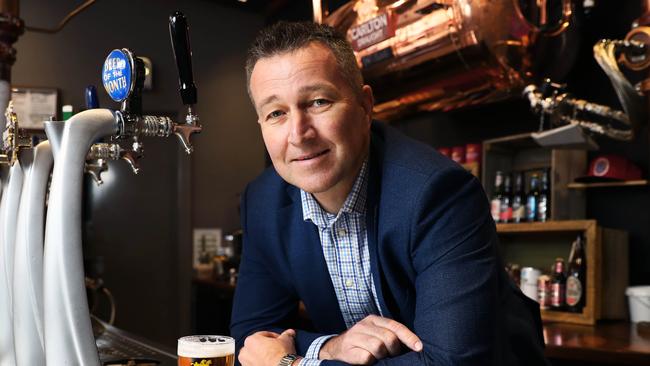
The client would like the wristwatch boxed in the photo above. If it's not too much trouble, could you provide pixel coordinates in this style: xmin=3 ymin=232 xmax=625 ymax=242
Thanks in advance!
xmin=278 ymin=354 xmax=299 ymax=366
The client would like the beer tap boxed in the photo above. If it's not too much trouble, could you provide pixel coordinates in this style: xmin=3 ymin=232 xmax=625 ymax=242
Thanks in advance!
xmin=170 ymin=11 xmax=201 ymax=153
xmin=0 ymin=101 xmax=54 ymax=366
xmin=84 ymin=12 xmax=201 ymax=176
xmin=83 ymin=85 xmax=110 ymax=185
xmin=0 ymin=102 xmax=33 ymax=166
xmin=0 ymin=101 xmax=29 ymax=366
xmin=43 ymin=11 xmax=201 ymax=366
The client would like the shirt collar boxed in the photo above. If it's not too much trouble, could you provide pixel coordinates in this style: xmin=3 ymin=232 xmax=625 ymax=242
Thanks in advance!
xmin=301 ymin=159 xmax=368 ymax=228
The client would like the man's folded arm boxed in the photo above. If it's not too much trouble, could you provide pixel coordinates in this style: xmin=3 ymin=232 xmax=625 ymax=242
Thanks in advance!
xmin=231 ymin=186 xmax=336 ymax=360
xmin=405 ymin=167 xmax=500 ymax=365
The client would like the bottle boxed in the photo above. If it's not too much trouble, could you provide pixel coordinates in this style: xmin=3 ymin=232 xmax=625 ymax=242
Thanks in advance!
xmin=62 ymin=105 xmax=74 ymax=121
xmin=538 ymin=275 xmax=551 ymax=310
xmin=499 ymin=174 xmax=513 ymax=223
xmin=526 ymin=173 xmax=540 ymax=222
xmin=566 ymin=235 xmax=586 ymax=312
xmin=511 ymin=172 xmax=526 ymax=223
xmin=550 ymin=258 xmax=566 ymax=311
xmin=537 ymin=169 xmax=550 ymax=222
xmin=490 ymin=171 xmax=504 ymax=222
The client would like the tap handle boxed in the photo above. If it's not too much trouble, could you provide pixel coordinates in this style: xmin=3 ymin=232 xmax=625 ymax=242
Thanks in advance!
xmin=85 ymin=85 xmax=99 ymax=109
xmin=169 ymin=11 xmax=197 ymax=106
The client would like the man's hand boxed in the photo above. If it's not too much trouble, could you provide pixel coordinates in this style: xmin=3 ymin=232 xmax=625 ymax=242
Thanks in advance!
xmin=319 ymin=315 xmax=422 ymax=365
xmin=239 ymin=329 xmax=300 ymax=366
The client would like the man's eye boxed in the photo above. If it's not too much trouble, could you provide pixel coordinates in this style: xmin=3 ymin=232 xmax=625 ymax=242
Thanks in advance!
xmin=311 ymin=99 xmax=331 ymax=107
xmin=266 ymin=110 xmax=284 ymax=120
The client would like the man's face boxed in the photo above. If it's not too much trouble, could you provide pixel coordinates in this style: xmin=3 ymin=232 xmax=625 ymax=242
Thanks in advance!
xmin=249 ymin=42 xmax=373 ymax=201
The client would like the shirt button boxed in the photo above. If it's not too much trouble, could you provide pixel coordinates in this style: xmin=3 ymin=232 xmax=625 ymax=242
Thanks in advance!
xmin=345 ymin=279 xmax=354 ymax=288
xmin=337 ymin=228 xmax=347 ymax=236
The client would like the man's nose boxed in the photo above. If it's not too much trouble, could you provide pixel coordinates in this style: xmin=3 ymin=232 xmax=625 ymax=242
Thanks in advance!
xmin=288 ymin=110 xmax=315 ymax=145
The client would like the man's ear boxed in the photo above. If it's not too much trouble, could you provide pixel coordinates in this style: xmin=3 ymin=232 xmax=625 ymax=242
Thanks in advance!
xmin=360 ymin=85 xmax=374 ymax=122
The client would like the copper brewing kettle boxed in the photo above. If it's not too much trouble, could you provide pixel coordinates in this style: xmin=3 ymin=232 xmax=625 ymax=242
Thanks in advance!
xmin=314 ymin=0 xmax=579 ymax=120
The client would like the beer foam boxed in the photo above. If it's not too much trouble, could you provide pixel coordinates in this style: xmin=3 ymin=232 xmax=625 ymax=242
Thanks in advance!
xmin=177 ymin=335 xmax=235 ymax=358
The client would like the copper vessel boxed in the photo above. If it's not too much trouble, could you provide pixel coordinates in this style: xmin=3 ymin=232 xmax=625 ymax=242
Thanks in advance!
xmin=315 ymin=0 xmax=577 ymax=120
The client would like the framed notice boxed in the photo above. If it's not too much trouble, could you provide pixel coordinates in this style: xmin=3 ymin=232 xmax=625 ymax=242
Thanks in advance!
xmin=10 ymin=87 xmax=58 ymax=130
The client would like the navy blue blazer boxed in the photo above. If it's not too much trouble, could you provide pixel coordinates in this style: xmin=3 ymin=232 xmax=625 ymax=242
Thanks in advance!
xmin=231 ymin=122 xmax=548 ymax=365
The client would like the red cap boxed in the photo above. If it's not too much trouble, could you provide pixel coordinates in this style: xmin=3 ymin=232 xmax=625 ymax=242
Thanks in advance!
xmin=451 ymin=146 xmax=465 ymax=164
xmin=575 ymin=155 xmax=642 ymax=182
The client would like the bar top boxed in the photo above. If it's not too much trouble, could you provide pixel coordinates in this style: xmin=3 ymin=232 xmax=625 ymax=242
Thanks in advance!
xmin=544 ymin=321 xmax=650 ymax=365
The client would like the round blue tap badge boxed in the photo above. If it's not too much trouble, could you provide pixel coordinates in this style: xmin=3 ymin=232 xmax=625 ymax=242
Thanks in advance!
xmin=102 ymin=49 xmax=133 ymax=102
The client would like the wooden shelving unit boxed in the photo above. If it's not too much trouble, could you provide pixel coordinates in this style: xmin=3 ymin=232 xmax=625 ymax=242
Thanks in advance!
xmin=482 ymin=133 xmax=587 ymax=220
xmin=496 ymin=220 xmax=628 ymax=325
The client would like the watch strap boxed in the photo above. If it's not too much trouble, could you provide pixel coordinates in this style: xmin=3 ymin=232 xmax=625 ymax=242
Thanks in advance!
xmin=278 ymin=353 xmax=299 ymax=366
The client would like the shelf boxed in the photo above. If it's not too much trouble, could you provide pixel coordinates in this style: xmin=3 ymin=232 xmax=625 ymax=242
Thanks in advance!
xmin=497 ymin=220 xmax=596 ymax=234
xmin=567 ymin=179 xmax=649 ymax=189
xmin=482 ymin=133 xmax=586 ymax=221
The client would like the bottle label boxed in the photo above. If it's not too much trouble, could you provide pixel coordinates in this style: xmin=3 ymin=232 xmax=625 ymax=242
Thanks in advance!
xmin=551 ymin=283 xmax=565 ymax=307
xmin=526 ymin=197 xmax=537 ymax=221
xmin=538 ymin=282 xmax=551 ymax=309
xmin=500 ymin=206 xmax=512 ymax=222
xmin=512 ymin=202 xmax=524 ymax=222
xmin=537 ymin=197 xmax=548 ymax=221
xmin=566 ymin=276 xmax=583 ymax=306
xmin=490 ymin=199 xmax=501 ymax=222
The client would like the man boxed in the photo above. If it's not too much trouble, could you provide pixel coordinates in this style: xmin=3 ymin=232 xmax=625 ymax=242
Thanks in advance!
xmin=231 ymin=21 xmax=547 ymax=366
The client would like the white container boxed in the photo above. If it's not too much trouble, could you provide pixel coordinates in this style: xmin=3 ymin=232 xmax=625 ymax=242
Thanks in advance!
xmin=520 ymin=267 xmax=541 ymax=302
xmin=625 ymin=286 xmax=650 ymax=323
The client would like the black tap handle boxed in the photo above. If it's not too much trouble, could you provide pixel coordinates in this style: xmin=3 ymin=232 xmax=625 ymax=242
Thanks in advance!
xmin=169 ymin=11 xmax=197 ymax=106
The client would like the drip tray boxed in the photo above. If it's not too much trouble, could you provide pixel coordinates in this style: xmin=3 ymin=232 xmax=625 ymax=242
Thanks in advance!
xmin=94 ymin=318 xmax=177 ymax=366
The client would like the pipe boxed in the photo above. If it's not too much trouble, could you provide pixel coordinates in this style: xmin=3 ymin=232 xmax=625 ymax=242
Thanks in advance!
xmin=13 ymin=141 xmax=53 ymax=365
xmin=0 ymin=159 xmax=24 ymax=366
xmin=44 ymin=119 xmax=65 ymax=160
xmin=43 ymin=109 xmax=117 ymax=365
xmin=0 ymin=0 xmax=23 ymax=130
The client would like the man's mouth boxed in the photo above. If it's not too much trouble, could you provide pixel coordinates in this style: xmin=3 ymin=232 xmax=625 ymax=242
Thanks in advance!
xmin=293 ymin=149 xmax=329 ymax=162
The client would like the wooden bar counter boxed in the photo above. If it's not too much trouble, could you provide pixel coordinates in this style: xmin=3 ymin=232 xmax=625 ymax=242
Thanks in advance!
xmin=544 ymin=321 xmax=650 ymax=365
xmin=193 ymin=278 xmax=650 ymax=364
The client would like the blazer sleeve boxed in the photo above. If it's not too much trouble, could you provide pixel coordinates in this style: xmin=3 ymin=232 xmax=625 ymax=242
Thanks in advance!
xmin=230 ymin=185 xmax=332 ymax=363
xmin=314 ymin=167 xmax=503 ymax=366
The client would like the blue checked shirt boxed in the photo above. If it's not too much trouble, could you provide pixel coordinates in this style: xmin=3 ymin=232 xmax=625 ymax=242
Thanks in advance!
xmin=299 ymin=160 xmax=383 ymax=365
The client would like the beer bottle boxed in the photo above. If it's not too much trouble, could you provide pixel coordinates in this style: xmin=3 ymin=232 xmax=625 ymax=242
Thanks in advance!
xmin=566 ymin=235 xmax=586 ymax=312
xmin=511 ymin=172 xmax=526 ymax=223
xmin=490 ymin=171 xmax=504 ymax=222
xmin=550 ymin=258 xmax=566 ymax=311
xmin=499 ymin=174 xmax=513 ymax=223
xmin=537 ymin=169 xmax=550 ymax=222
xmin=526 ymin=173 xmax=540 ymax=222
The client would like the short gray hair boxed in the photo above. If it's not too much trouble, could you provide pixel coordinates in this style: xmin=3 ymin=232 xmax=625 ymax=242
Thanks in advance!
xmin=245 ymin=21 xmax=364 ymax=101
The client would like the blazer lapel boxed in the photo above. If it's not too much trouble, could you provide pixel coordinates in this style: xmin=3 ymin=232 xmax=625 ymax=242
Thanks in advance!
xmin=366 ymin=129 xmax=393 ymax=318
xmin=281 ymin=186 xmax=346 ymax=333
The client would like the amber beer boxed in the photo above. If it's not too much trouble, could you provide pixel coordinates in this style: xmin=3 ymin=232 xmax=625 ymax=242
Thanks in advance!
xmin=177 ymin=335 xmax=235 ymax=366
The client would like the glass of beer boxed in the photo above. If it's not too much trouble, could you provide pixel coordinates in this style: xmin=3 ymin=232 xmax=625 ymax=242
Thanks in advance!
xmin=177 ymin=335 xmax=235 ymax=366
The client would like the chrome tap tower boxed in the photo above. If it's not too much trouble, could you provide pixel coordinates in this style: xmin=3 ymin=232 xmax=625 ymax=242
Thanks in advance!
xmin=38 ymin=11 xmax=200 ymax=366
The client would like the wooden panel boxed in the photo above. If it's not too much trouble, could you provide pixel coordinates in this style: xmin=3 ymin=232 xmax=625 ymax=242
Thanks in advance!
xmin=552 ymin=149 xmax=587 ymax=220
xmin=601 ymin=228 xmax=630 ymax=319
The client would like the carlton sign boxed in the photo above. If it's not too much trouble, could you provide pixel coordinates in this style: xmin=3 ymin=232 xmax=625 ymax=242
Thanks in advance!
xmin=348 ymin=12 xmax=396 ymax=51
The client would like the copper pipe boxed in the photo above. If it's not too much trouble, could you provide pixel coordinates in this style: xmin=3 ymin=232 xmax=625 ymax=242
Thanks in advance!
xmin=0 ymin=0 xmax=22 ymax=82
